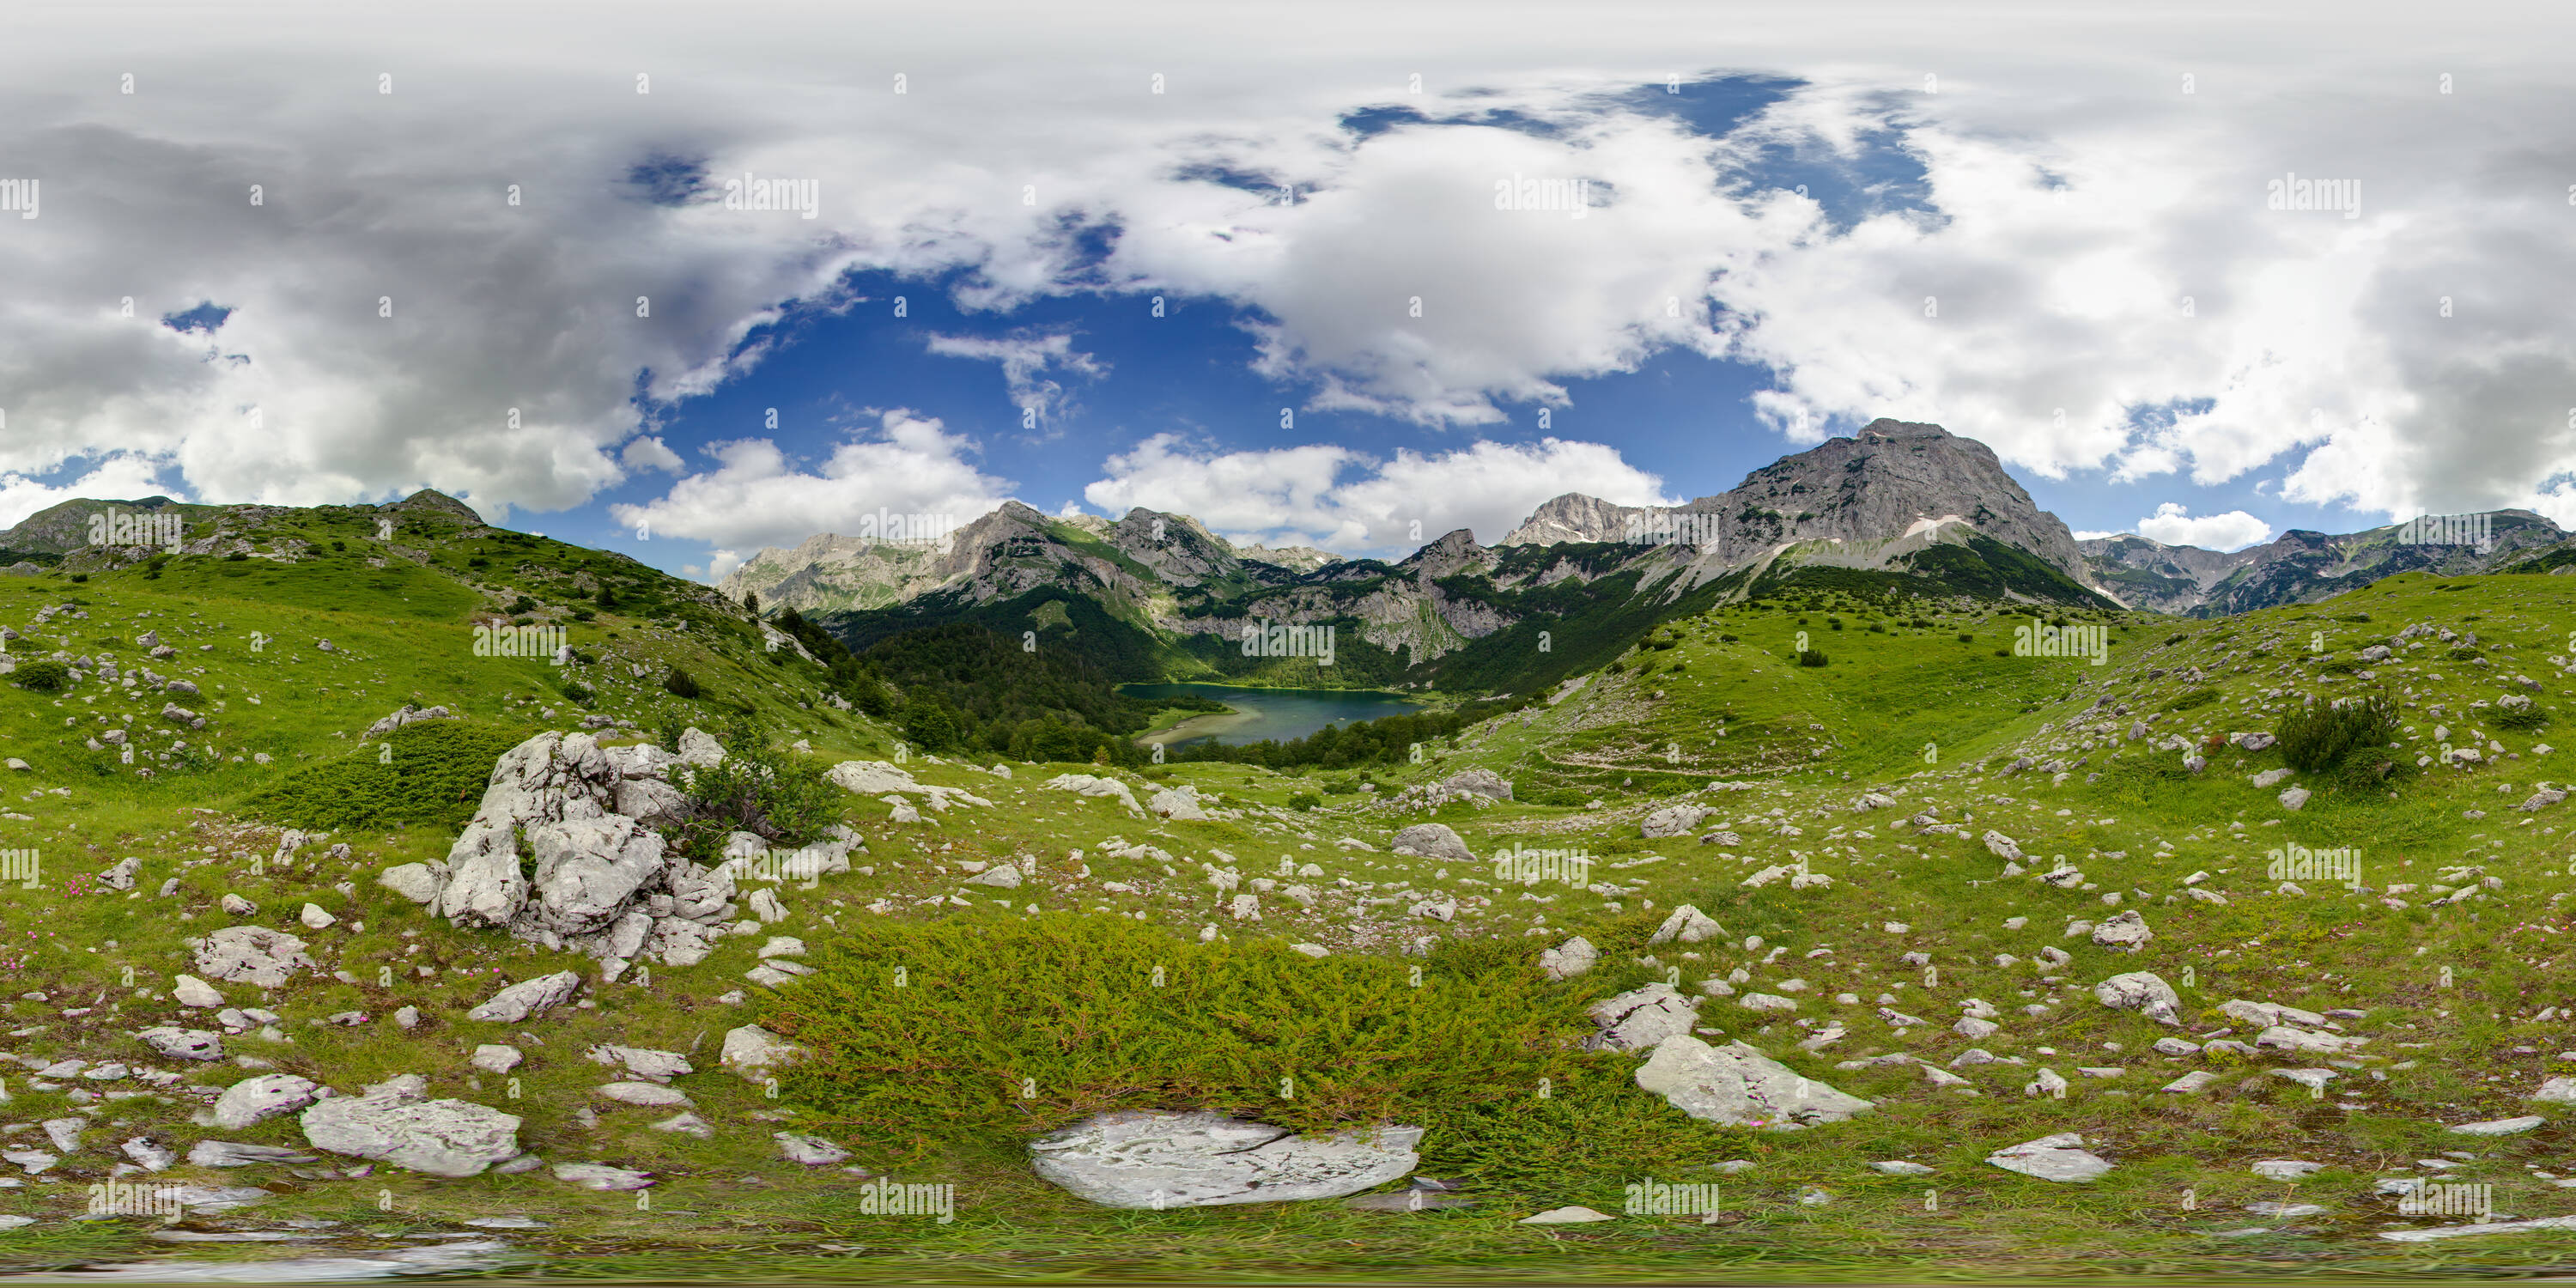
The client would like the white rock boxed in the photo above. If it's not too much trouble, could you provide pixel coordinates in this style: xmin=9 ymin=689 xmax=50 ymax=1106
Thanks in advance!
xmin=1985 ymin=1133 xmax=2112 ymax=1182
xmin=720 ymin=1024 xmax=804 ymax=1082
xmin=1521 ymin=1206 xmax=1617 ymax=1224
xmin=554 ymin=1162 xmax=655 ymax=1191
xmin=470 ymin=1045 xmax=523 ymax=1075
xmin=299 ymin=902 xmax=336 ymax=930
xmin=775 ymin=1131 xmax=850 ymax=1166
xmin=465 ymin=970 xmax=582 ymax=1024
xmin=2251 ymin=1159 xmax=2324 ymax=1180
xmin=1587 ymin=984 xmax=1701 ymax=1053
xmin=170 ymin=975 xmax=224 ymax=1008
xmin=211 ymin=1073 xmax=321 ymax=1130
xmin=1028 ymin=1110 xmax=1422 ymax=1208
xmin=1538 ymin=936 xmax=1596 ymax=981
xmin=2449 ymin=1115 xmax=2546 ymax=1136
xmin=1632 ymin=1033 xmax=1871 ymax=1128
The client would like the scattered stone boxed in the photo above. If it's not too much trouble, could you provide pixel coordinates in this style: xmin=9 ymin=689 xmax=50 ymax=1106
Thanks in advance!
xmin=1538 ymin=936 xmax=1597 ymax=981
xmin=1587 ymin=985 xmax=1701 ymax=1053
xmin=554 ymin=1162 xmax=656 ymax=1191
xmin=1986 ymin=1133 xmax=2112 ymax=1182
xmin=775 ymin=1132 xmax=851 ymax=1166
xmin=301 ymin=1079 xmax=523 ymax=1177
xmin=465 ymin=970 xmax=582 ymax=1023
xmin=2251 ymin=1160 xmax=2324 ymax=1181
xmin=134 ymin=1027 xmax=223 ymax=1061
xmin=189 ymin=1140 xmax=319 ymax=1168
xmin=1633 ymin=1034 xmax=1871 ymax=1128
xmin=2450 ymin=1115 xmax=2546 ymax=1136
xmin=212 ymin=1074 xmax=322 ymax=1130
xmin=1521 ymin=1206 xmax=1617 ymax=1224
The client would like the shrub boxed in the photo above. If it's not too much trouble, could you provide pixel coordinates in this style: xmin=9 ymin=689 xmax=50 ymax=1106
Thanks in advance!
xmin=2496 ymin=702 xmax=2551 ymax=732
xmin=1993 ymin=647 xmax=2011 ymax=658
xmin=1286 ymin=791 xmax=1321 ymax=811
xmin=2277 ymin=696 xmax=2400 ymax=775
xmin=1797 ymin=649 xmax=1828 ymax=667
xmin=1717 ymin=634 xmax=1737 ymax=642
xmin=557 ymin=680 xmax=594 ymax=706
xmin=507 ymin=595 xmax=538 ymax=615
xmin=68 ymin=574 xmax=88 ymax=584
xmin=662 ymin=667 xmax=702 ymax=699
xmin=1321 ymin=779 xmax=1362 ymax=795
xmin=664 ymin=720 xmax=841 ymax=860
xmin=9 ymin=659 xmax=71 ymax=692
xmin=1958 ymin=632 xmax=1974 ymax=643
xmin=225 ymin=551 xmax=248 ymax=562
xmin=2166 ymin=687 xmax=2220 ymax=711
xmin=241 ymin=720 xmax=541 ymax=831
xmin=759 ymin=916 xmax=1595 ymax=1153
xmin=331 ymin=539 xmax=347 ymax=551
xmin=2449 ymin=646 xmax=2482 ymax=661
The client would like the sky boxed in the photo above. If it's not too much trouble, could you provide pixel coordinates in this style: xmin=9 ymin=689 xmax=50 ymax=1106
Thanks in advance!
xmin=2 ymin=1 xmax=2572 ymax=579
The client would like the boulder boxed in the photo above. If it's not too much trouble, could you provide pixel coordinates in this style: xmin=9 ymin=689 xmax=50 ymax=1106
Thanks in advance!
xmin=301 ymin=1081 xmax=523 ymax=1177
xmin=471 ymin=1045 xmax=523 ymax=1075
xmin=1388 ymin=823 xmax=1473 ymax=862
xmin=1984 ymin=830 xmax=2025 ymax=861
xmin=1640 ymin=805 xmax=1715 ymax=839
xmin=1147 ymin=787 xmax=1211 ymax=821
xmin=775 ymin=1132 xmax=851 ymax=1166
xmin=1985 ymin=1133 xmax=2112 ymax=1182
xmin=2091 ymin=910 xmax=2152 ymax=951
xmin=1632 ymin=1033 xmax=1872 ymax=1128
xmin=1587 ymin=984 xmax=1701 ymax=1052
xmin=98 ymin=857 xmax=141 ymax=891
xmin=1646 ymin=904 xmax=1723 ymax=945
xmin=377 ymin=863 xmax=445 ymax=905
xmin=1537 ymin=935 xmax=1597 ymax=981
xmin=826 ymin=760 xmax=919 ymax=795
xmin=464 ymin=970 xmax=583 ymax=1024
xmin=2093 ymin=972 xmax=2182 ymax=1024
xmin=1043 ymin=773 xmax=1144 ymax=814
xmin=170 ymin=975 xmax=224 ymax=1008
xmin=586 ymin=1045 xmax=691 ymax=1084
xmin=720 ymin=1024 xmax=804 ymax=1082
xmin=211 ymin=1073 xmax=322 ymax=1130
xmin=191 ymin=926 xmax=316 ymax=987
xmin=2278 ymin=787 xmax=2311 ymax=812
xmin=1437 ymin=769 xmax=1512 ymax=800
xmin=134 ymin=1027 xmax=222 ymax=1061
xmin=524 ymin=816 xmax=667 ymax=935
xmin=1029 ymin=1110 xmax=1422 ymax=1208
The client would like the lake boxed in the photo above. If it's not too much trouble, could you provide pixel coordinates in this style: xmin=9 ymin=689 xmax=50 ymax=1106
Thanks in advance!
xmin=1122 ymin=682 xmax=1426 ymax=747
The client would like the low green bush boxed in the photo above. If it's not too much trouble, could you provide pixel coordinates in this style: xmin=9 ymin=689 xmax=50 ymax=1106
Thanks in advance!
xmin=241 ymin=720 xmax=540 ymax=831
xmin=761 ymin=916 xmax=1596 ymax=1154
xmin=2278 ymin=695 xmax=2400 ymax=775
xmin=9 ymin=659 xmax=71 ymax=692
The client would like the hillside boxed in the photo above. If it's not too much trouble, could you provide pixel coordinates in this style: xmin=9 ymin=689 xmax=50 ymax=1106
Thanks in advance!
xmin=5 ymin=489 xmax=2576 ymax=1277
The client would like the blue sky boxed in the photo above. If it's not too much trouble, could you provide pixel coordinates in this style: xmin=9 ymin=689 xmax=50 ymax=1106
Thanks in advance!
xmin=3 ymin=2 xmax=2570 ymax=579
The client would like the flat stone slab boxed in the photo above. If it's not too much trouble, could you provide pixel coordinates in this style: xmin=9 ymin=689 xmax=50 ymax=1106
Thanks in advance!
xmin=2450 ymin=1115 xmax=2546 ymax=1136
xmin=1029 ymin=1110 xmax=1421 ymax=1209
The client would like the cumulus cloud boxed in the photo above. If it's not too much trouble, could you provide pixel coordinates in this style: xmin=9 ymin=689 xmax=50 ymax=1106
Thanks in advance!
xmin=621 ymin=436 xmax=685 ymax=473
xmin=2131 ymin=503 xmax=2272 ymax=551
xmin=1085 ymin=434 xmax=1673 ymax=556
xmin=5 ymin=5 xmax=2574 ymax=544
xmin=610 ymin=410 xmax=1012 ymax=552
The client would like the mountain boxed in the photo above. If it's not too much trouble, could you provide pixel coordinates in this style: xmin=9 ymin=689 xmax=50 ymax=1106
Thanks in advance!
xmin=2080 ymin=509 xmax=2568 ymax=616
xmin=1503 ymin=418 xmax=2097 ymax=586
xmin=778 ymin=419 xmax=2119 ymax=708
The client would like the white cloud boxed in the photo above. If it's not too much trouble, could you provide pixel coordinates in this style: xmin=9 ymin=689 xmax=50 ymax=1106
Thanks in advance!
xmin=923 ymin=332 xmax=1103 ymax=423
xmin=621 ymin=436 xmax=685 ymax=473
xmin=5 ymin=7 xmax=2576 ymax=541
xmin=611 ymin=410 xmax=1012 ymax=553
xmin=1085 ymin=434 xmax=1672 ymax=556
xmin=0 ymin=454 xmax=182 ymax=530
xmin=2132 ymin=503 xmax=2272 ymax=551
